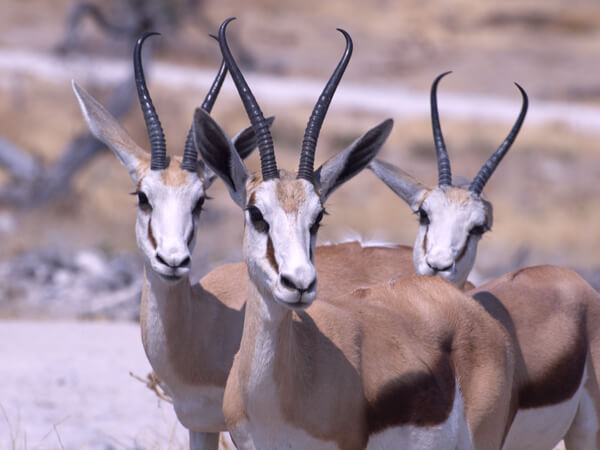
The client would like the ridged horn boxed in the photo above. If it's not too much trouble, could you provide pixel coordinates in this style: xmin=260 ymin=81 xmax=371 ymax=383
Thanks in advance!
xmin=297 ymin=29 xmax=353 ymax=181
xmin=218 ymin=18 xmax=278 ymax=180
xmin=134 ymin=32 xmax=168 ymax=170
xmin=430 ymin=71 xmax=453 ymax=186
xmin=181 ymin=39 xmax=228 ymax=172
xmin=469 ymin=83 xmax=528 ymax=195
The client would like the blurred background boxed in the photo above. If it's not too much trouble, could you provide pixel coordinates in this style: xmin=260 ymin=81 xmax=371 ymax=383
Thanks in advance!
xmin=1 ymin=0 xmax=599 ymax=448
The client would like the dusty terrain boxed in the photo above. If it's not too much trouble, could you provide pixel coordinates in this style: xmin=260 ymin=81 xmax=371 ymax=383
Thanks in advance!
xmin=0 ymin=0 xmax=598 ymax=448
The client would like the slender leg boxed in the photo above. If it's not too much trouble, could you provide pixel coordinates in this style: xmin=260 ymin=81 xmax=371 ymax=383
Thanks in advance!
xmin=189 ymin=431 xmax=219 ymax=450
xmin=563 ymin=374 xmax=600 ymax=449
xmin=219 ymin=432 xmax=237 ymax=450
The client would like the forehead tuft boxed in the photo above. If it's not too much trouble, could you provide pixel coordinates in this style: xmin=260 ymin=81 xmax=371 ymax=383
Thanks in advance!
xmin=160 ymin=161 xmax=193 ymax=187
xmin=275 ymin=177 xmax=309 ymax=213
xmin=444 ymin=187 xmax=473 ymax=205
xmin=246 ymin=170 xmax=317 ymax=213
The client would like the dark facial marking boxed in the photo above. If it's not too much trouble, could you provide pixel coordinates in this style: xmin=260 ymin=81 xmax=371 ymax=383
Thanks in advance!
xmin=192 ymin=197 xmax=205 ymax=216
xmin=310 ymin=210 xmax=324 ymax=235
xmin=136 ymin=190 xmax=152 ymax=213
xmin=148 ymin=217 xmax=157 ymax=249
xmin=248 ymin=206 xmax=269 ymax=233
xmin=266 ymin=236 xmax=279 ymax=272
xmin=417 ymin=208 xmax=430 ymax=226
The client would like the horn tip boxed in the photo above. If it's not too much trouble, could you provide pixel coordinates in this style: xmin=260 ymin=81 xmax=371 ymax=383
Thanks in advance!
xmin=433 ymin=71 xmax=453 ymax=85
xmin=137 ymin=31 xmax=160 ymax=46
xmin=514 ymin=82 xmax=529 ymax=101
xmin=335 ymin=28 xmax=353 ymax=51
xmin=220 ymin=17 xmax=237 ymax=30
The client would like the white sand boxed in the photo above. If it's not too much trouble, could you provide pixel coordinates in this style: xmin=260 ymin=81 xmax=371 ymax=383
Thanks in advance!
xmin=0 ymin=320 xmax=188 ymax=449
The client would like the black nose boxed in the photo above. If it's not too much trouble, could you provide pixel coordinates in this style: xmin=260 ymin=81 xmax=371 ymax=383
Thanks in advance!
xmin=427 ymin=261 xmax=453 ymax=272
xmin=156 ymin=253 xmax=191 ymax=269
xmin=280 ymin=275 xmax=317 ymax=294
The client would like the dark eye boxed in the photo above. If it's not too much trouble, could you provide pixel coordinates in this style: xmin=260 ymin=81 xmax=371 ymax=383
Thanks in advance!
xmin=310 ymin=210 xmax=325 ymax=235
xmin=247 ymin=206 xmax=269 ymax=233
xmin=137 ymin=191 xmax=152 ymax=212
xmin=417 ymin=208 xmax=430 ymax=226
xmin=470 ymin=224 xmax=487 ymax=236
xmin=192 ymin=197 xmax=205 ymax=215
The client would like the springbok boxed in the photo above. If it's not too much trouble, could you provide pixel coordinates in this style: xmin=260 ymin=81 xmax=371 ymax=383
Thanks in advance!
xmin=72 ymin=31 xmax=278 ymax=450
xmin=368 ymin=73 xmax=600 ymax=449
xmin=73 ymin=30 xmax=404 ymax=449
xmin=194 ymin=18 xmax=517 ymax=449
xmin=369 ymin=72 xmax=527 ymax=289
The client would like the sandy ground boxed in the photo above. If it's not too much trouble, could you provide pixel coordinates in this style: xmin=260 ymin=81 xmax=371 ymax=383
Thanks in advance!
xmin=0 ymin=320 xmax=188 ymax=449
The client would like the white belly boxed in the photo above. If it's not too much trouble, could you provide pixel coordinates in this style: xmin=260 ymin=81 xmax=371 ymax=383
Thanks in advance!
xmin=232 ymin=419 xmax=339 ymax=450
xmin=367 ymin=384 xmax=473 ymax=450
xmin=502 ymin=370 xmax=586 ymax=450
xmin=171 ymin=384 xmax=226 ymax=432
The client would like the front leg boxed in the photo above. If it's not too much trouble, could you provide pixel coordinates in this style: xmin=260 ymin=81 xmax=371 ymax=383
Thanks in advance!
xmin=228 ymin=421 xmax=257 ymax=450
xmin=190 ymin=431 xmax=219 ymax=450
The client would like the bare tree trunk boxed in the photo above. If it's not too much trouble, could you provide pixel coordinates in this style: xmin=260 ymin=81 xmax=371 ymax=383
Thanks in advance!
xmin=0 ymin=76 xmax=136 ymax=207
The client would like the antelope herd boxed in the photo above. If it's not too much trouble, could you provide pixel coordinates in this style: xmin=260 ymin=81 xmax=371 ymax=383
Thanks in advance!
xmin=73 ymin=16 xmax=600 ymax=450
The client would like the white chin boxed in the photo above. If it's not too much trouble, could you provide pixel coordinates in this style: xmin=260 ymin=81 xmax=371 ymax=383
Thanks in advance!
xmin=152 ymin=263 xmax=189 ymax=282
xmin=417 ymin=264 xmax=435 ymax=277
xmin=273 ymin=288 xmax=315 ymax=310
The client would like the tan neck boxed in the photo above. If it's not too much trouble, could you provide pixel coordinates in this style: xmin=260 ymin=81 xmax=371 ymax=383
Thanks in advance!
xmin=140 ymin=262 xmax=245 ymax=388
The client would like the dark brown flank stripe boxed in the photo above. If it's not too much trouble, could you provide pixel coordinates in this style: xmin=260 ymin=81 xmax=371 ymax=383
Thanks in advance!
xmin=148 ymin=218 xmax=157 ymax=249
xmin=266 ymin=236 xmax=278 ymax=272
xmin=519 ymin=320 xmax=587 ymax=408
xmin=366 ymin=352 xmax=456 ymax=433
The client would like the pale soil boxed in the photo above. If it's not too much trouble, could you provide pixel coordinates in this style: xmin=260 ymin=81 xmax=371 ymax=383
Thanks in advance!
xmin=0 ymin=320 xmax=189 ymax=449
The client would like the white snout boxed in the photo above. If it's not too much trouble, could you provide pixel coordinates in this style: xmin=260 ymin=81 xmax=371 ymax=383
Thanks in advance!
xmin=426 ymin=249 xmax=455 ymax=273
xmin=273 ymin=264 xmax=317 ymax=309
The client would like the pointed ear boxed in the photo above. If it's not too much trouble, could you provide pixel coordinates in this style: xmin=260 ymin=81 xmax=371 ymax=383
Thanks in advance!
xmin=195 ymin=116 xmax=274 ymax=188
xmin=193 ymin=108 xmax=248 ymax=208
xmin=368 ymin=159 xmax=427 ymax=211
xmin=72 ymin=81 xmax=149 ymax=184
xmin=232 ymin=115 xmax=275 ymax=160
xmin=314 ymin=118 xmax=393 ymax=202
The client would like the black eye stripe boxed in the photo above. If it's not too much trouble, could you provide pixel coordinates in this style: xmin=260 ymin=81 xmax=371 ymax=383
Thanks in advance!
xmin=469 ymin=224 xmax=488 ymax=236
xmin=247 ymin=206 xmax=269 ymax=233
xmin=417 ymin=208 xmax=429 ymax=226
xmin=135 ymin=190 xmax=152 ymax=212
xmin=310 ymin=210 xmax=325 ymax=235
xmin=192 ymin=197 xmax=205 ymax=215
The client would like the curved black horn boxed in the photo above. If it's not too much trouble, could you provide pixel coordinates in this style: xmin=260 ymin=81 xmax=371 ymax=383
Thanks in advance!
xmin=430 ymin=71 xmax=453 ymax=186
xmin=218 ymin=18 xmax=278 ymax=180
xmin=134 ymin=32 xmax=168 ymax=170
xmin=470 ymin=83 xmax=528 ymax=195
xmin=181 ymin=39 xmax=228 ymax=172
xmin=297 ymin=29 xmax=353 ymax=182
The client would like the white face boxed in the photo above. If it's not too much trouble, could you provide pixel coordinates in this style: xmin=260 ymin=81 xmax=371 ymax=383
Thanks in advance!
xmin=412 ymin=186 xmax=491 ymax=287
xmin=135 ymin=167 xmax=207 ymax=282
xmin=243 ymin=172 xmax=323 ymax=310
